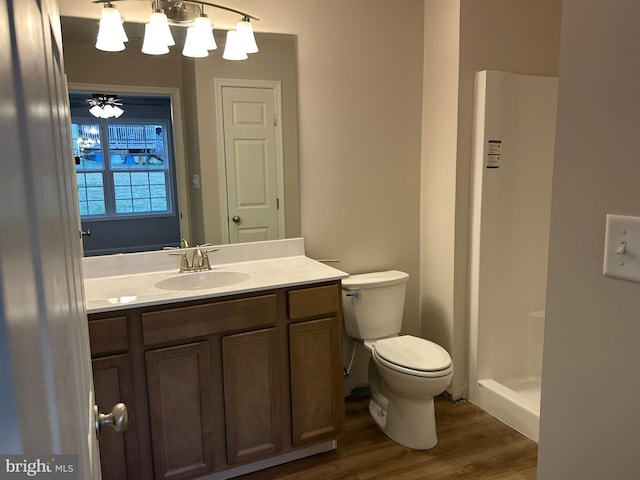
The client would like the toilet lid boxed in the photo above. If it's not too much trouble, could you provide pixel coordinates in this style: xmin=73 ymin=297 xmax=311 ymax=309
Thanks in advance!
xmin=374 ymin=335 xmax=452 ymax=372
xmin=341 ymin=270 xmax=409 ymax=289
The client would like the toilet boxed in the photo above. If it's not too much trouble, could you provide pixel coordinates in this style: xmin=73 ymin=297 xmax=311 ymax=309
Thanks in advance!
xmin=341 ymin=270 xmax=453 ymax=450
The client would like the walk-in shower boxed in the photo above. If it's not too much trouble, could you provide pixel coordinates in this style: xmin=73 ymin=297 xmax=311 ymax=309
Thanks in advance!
xmin=469 ymin=70 xmax=558 ymax=441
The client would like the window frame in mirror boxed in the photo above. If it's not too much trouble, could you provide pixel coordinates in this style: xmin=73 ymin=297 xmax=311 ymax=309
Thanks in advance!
xmin=68 ymin=82 xmax=192 ymax=249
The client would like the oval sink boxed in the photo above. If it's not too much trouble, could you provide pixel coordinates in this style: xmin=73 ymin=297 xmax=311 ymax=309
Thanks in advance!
xmin=155 ymin=271 xmax=250 ymax=291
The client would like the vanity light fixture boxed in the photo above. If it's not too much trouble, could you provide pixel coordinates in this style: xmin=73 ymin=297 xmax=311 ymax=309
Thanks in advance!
xmin=95 ymin=2 xmax=129 ymax=52
xmin=222 ymin=30 xmax=247 ymax=60
xmin=88 ymin=95 xmax=125 ymax=119
xmin=92 ymin=0 xmax=259 ymax=60
xmin=182 ymin=9 xmax=217 ymax=57
xmin=141 ymin=3 xmax=175 ymax=55
xmin=235 ymin=16 xmax=258 ymax=54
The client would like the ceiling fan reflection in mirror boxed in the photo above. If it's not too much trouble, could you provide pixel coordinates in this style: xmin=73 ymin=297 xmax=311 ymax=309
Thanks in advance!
xmin=87 ymin=94 xmax=125 ymax=119
xmin=92 ymin=0 xmax=259 ymax=59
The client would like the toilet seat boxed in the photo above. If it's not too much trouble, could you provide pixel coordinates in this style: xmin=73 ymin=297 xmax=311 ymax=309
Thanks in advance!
xmin=373 ymin=335 xmax=453 ymax=378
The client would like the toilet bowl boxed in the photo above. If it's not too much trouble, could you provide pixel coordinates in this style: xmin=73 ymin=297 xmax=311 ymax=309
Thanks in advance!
xmin=342 ymin=271 xmax=453 ymax=450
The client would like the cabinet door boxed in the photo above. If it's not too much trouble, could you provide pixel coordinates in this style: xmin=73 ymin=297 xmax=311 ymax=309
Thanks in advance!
xmin=93 ymin=354 xmax=141 ymax=480
xmin=289 ymin=317 xmax=344 ymax=446
xmin=145 ymin=342 xmax=214 ymax=480
xmin=222 ymin=328 xmax=282 ymax=464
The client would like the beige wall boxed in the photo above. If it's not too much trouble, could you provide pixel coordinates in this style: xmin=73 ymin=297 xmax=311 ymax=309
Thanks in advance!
xmin=63 ymin=37 xmax=184 ymax=89
xmin=538 ymin=0 xmax=640 ymax=477
xmin=181 ymin=62 xmax=205 ymax=243
xmin=421 ymin=0 xmax=562 ymax=398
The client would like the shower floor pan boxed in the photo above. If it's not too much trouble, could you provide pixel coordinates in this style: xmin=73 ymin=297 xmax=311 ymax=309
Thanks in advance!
xmin=476 ymin=377 xmax=541 ymax=442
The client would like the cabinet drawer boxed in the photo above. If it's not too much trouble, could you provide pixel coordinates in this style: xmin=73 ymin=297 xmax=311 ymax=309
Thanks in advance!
xmin=89 ymin=316 xmax=128 ymax=355
xmin=288 ymin=284 xmax=341 ymax=320
xmin=142 ymin=294 xmax=278 ymax=345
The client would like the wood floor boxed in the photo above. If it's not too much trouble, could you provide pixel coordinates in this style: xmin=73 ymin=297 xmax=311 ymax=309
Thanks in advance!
xmin=239 ymin=395 xmax=538 ymax=480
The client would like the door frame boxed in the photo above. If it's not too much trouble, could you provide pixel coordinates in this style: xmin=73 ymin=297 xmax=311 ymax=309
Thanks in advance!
xmin=2 ymin=0 xmax=99 ymax=475
xmin=214 ymin=78 xmax=286 ymax=243
xmin=68 ymin=82 xmax=192 ymax=245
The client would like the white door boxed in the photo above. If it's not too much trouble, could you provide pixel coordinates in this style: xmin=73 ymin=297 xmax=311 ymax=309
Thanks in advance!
xmin=220 ymin=85 xmax=282 ymax=243
xmin=0 ymin=1 xmax=101 ymax=477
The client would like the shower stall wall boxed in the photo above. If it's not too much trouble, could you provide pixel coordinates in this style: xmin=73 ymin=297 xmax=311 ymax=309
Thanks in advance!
xmin=468 ymin=70 xmax=558 ymax=442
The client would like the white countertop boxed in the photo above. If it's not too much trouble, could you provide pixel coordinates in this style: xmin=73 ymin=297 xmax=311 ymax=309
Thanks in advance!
xmin=83 ymin=239 xmax=348 ymax=314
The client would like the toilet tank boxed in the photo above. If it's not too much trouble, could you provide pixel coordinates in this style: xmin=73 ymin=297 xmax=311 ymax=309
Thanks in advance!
xmin=341 ymin=270 xmax=409 ymax=340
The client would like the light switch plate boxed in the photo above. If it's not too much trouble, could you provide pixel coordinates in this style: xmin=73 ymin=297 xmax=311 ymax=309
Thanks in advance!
xmin=603 ymin=214 xmax=640 ymax=282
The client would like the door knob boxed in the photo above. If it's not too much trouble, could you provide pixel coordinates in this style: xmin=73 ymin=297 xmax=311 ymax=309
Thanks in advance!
xmin=232 ymin=215 xmax=241 ymax=224
xmin=81 ymin=229 xmax=92 ymax=237
xmin=94 ymin=403 xmax=128 ymax=437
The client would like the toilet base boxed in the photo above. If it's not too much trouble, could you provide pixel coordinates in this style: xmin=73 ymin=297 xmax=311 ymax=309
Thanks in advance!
xmin=369 ymin=394 xmax=438 ymax=450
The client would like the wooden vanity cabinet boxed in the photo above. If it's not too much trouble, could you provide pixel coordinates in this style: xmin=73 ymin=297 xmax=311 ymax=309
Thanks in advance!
xmin=88 ymin=280 xmax=344 ymax=480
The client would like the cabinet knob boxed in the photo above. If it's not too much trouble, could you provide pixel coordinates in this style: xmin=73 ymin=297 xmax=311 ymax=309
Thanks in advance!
xmin=94 ymin=402 xmax=128 ymax=437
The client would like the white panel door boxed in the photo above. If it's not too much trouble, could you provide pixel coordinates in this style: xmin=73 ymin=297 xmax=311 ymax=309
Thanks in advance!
xmin=0 ymin=0 xmax=101 ymax=477
xmin=222 ymin=86 xmax=279 ymax=244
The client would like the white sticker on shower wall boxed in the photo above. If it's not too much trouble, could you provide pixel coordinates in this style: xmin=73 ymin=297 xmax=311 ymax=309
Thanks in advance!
xmin=486 ymin=139 xmax=502 ymax=169
xmin=603 ymin=214 xmax=640 ymax=283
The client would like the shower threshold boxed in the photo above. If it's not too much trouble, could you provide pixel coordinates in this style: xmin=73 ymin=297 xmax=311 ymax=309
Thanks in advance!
xmin=476 ymin=378 xmax=541 ymax=442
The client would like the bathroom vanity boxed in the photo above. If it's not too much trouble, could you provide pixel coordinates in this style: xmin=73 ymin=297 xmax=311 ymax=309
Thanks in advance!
xmin=84 ymin=239 xmax=347 ymax=480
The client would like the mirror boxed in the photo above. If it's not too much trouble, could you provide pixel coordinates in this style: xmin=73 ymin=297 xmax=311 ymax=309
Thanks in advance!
xmin=61 ymin=16 xmax=301 ymax=255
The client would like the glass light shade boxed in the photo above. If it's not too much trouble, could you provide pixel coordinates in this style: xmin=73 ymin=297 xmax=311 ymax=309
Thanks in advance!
xmin=222 ymin=30 xmax=248 ymax=60
xmin=89 ymin=105 xmax=104 ymax=118
xmin=194 ymin=15 xmax=217 ymax=50
xmin=96 ymin=37 xmax=125 ymax=53
xmin=236 ymin=20 xmax=258 ymax=54
xmin=148 ymin=11 xmax=175 ymax=47
xmin=96 ymin=6 xmax=128 ymax=52
xmin=102 ymin=104 xmax=115 ymax=118
xmin=142 ymin=22 xmax=170 ymax=55
xmin=89 ymin=103 xmax=124 ymax=119
xmin=182 ymin=26 xmax=209 ymax=58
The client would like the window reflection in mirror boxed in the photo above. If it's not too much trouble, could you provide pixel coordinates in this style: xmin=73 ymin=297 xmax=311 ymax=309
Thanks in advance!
xmin=70 ymin=93 xmax=181 ymax=255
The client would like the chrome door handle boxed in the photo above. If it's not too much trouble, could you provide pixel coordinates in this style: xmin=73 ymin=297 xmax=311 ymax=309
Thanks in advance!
xmin=81 ymin=229 xmax=92 ymax=237
xmin=232 ymin=215 xmax=241 ymax=224
xmin=94 ymin=403 xmax=128 ymax=437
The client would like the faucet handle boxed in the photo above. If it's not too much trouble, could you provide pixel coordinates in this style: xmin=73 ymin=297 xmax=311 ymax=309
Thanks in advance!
xmin=168 ymin=251 xmax=193 ymax=272
xmin=200 ymin=248 xmax=219 ymax=271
